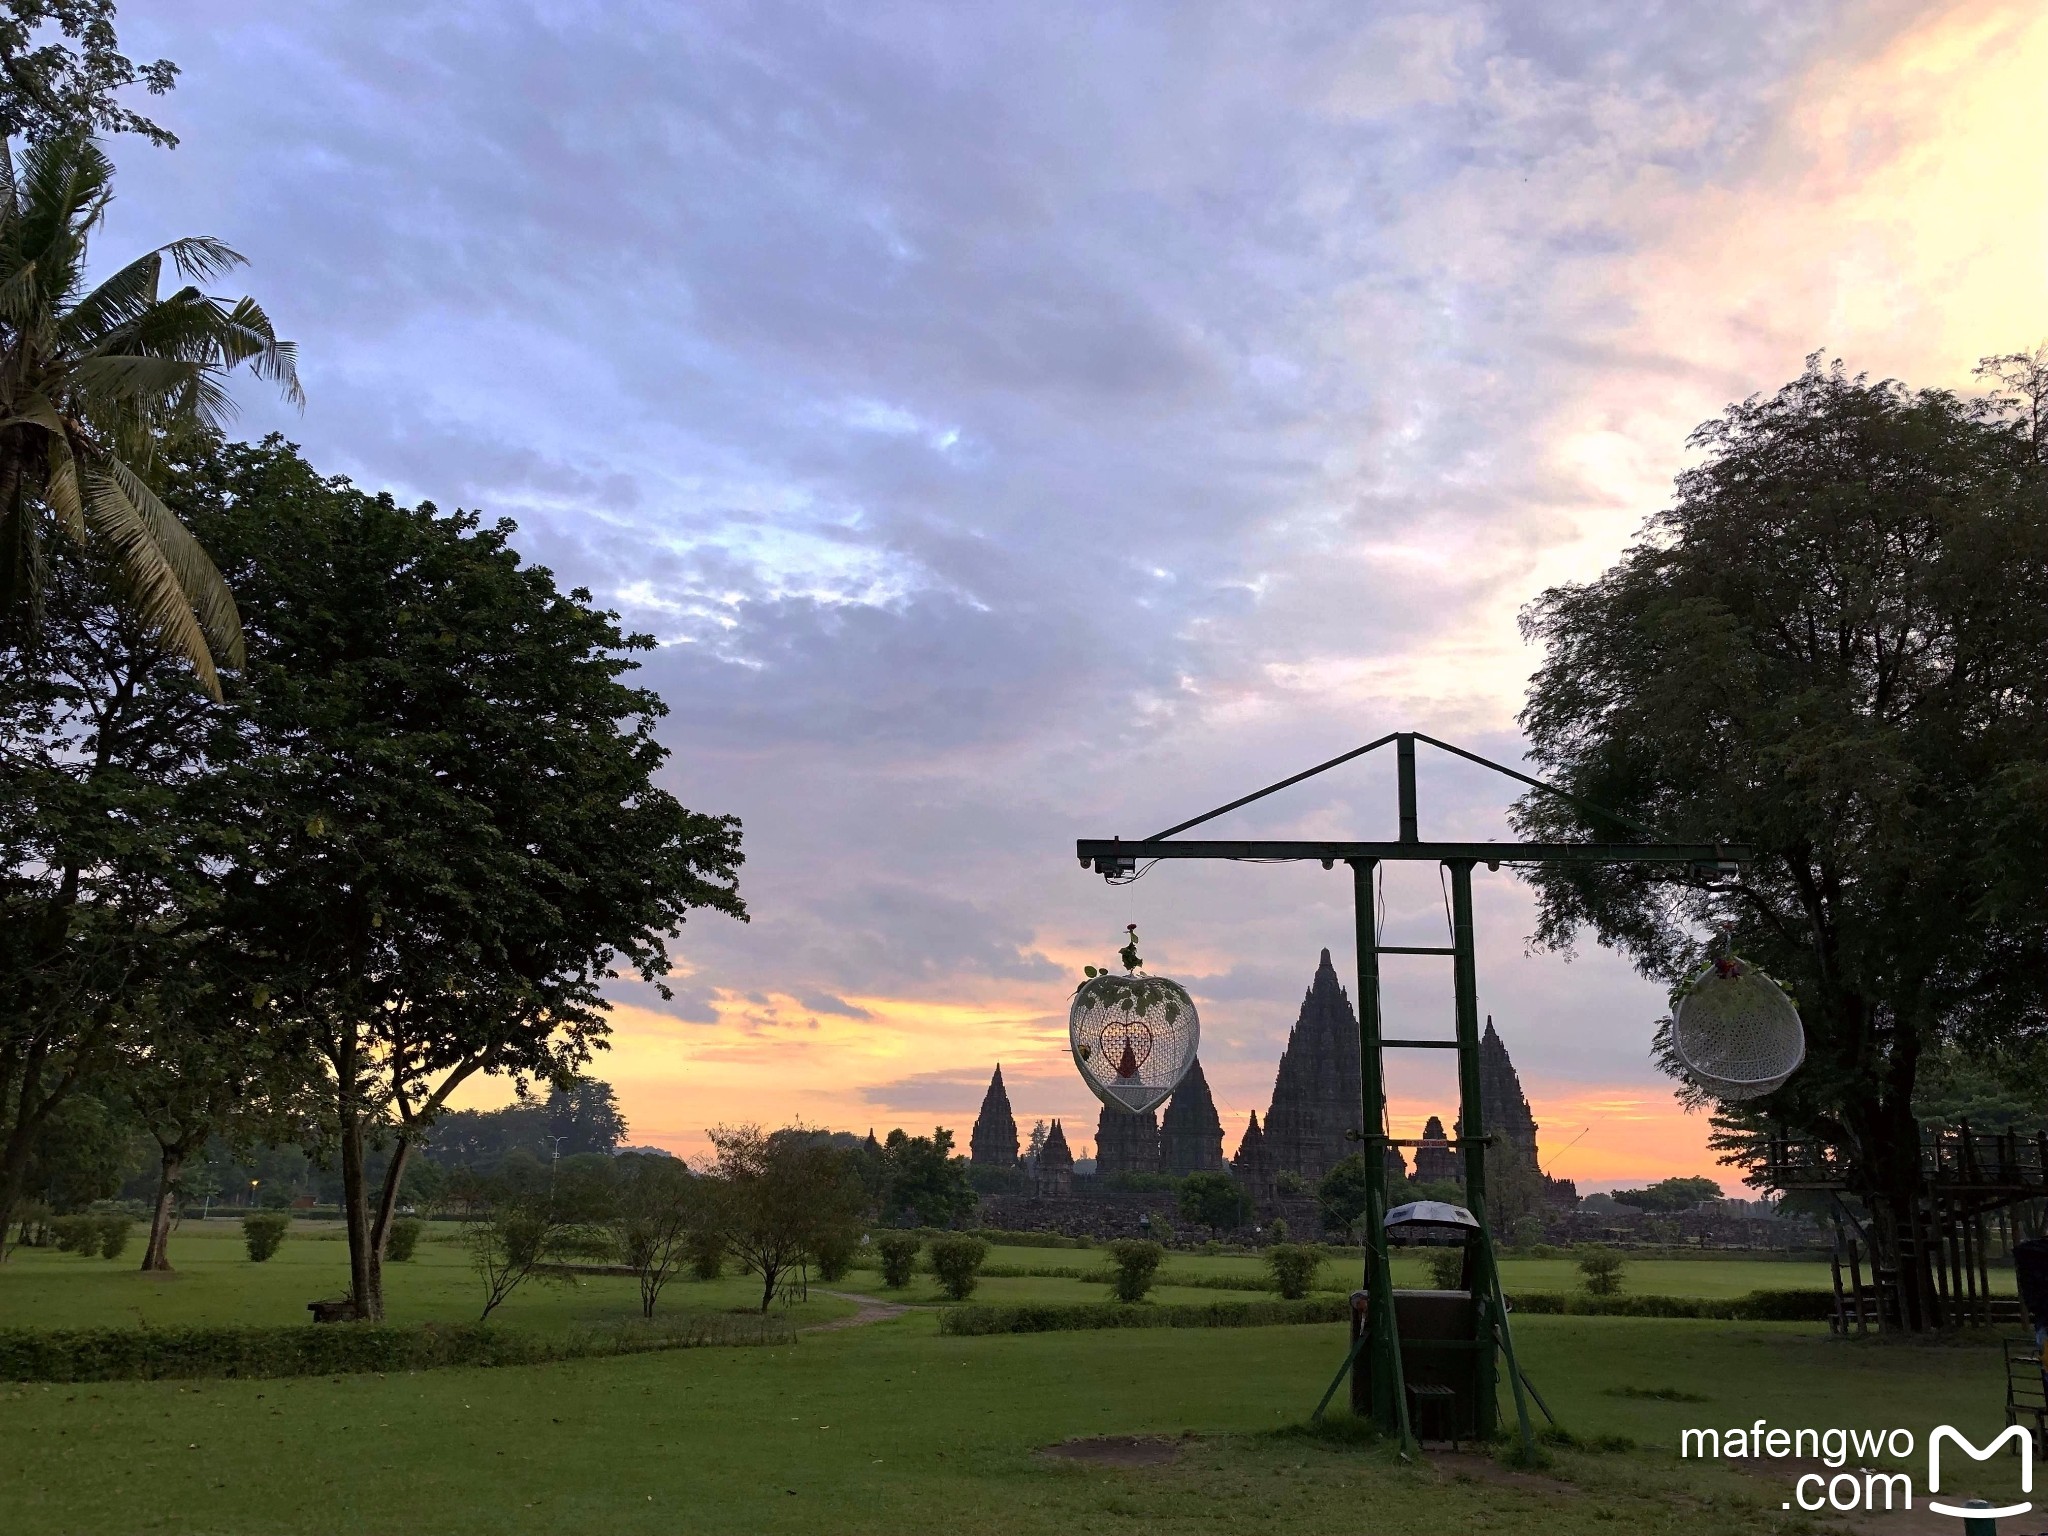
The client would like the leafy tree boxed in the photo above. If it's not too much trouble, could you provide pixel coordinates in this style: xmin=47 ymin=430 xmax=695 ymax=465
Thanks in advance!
xmin=1104 ymin=1238 xmax=1163 ymax=1302
xmin=465 ymin=1175 xmax=562 ymax=1321
xmin=1316 ymin=1155 xmax=1370 ymax=1240
xmin=609 ymin=1153 xmax=698 ymax=1319
xmin=546 ymin=1078 xmax=627 ymax=1159
xmin=1514 ymin=356 xmax=2048 ymax=1327
xmin=875 ymin=1231 xmax=920 ymax=1288
xmin=1177 ymin=1170 xmax=1250 ymax=1235
xmin=710 ymin=1124 xmax=865 ymax=1312
xmin=880 ymin=1126 xmax=975 ymax=1227
xmin=179 ymin=438 xmax=744 ymax=1319
xmin=1266 ymin=1242 xmax=1326 ymax=1299
xmin=0 ymin=2 xmax=179 ymax=147
xmin=0 ymin=137 xmax=299 ymax=696
xmin=1575 ymin=1246 xmax=1625 ymax=1297
xmin=15 ymin=1089 xmax=132 ymax=1211
xmin=0 ymin=522 xmax=222 ymax=1256
xmin=926 ymin=1234 xmax=988 ymax=1301
xmin=1609 ymin=1176 xmax=1721 ymax=1214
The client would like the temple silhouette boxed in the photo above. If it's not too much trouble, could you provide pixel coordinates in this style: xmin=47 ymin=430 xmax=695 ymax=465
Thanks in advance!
xmin=968 ymin=948 xmax=1573 ymax=1206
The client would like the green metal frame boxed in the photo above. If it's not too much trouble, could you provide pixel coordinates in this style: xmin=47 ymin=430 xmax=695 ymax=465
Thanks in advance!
xmin=1076 ymin=730 xmax=1750 ymax=1454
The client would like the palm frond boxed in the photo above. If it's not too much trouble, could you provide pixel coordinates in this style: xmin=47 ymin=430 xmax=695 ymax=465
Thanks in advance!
xmin=82 ymin=465 xmax=223 ymax=698
xmin=159 ymin=236 xmax=246 ymax=285
xmin=41 ymin=429 xmax=87 ymax=541
xmin=58 ymin=250 xmax=164 ymax=349
xmin=106 ymin=455 xmax=244 ymax=669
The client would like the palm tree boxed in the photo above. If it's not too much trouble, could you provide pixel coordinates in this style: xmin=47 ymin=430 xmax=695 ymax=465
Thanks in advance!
xmin=0 ymin=134 xmax=300 ymax=697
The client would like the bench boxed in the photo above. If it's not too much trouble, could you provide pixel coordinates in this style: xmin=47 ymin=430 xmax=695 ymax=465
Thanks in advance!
xmin=306 ymin=1297 xmax=359 ymax=1324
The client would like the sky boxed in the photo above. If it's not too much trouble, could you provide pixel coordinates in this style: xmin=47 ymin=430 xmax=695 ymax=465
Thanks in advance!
xmin=110 ymin=0 xmax=2048 ymax=1191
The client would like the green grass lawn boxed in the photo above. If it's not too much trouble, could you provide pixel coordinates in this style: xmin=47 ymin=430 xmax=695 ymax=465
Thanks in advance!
xmin=0 ymin=1307 xmax=2022 ymax=1535
xmin=4 ymin=1226 xmax=2030 ymax=1535
xmin=0 ymin=1219 xmax=857 ymax=1333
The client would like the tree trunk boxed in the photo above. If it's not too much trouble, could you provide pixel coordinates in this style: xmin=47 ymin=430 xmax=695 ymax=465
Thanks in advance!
xmin=366 ymin=1133 xmax=416 ymax=1313
xmin=336 ymin=1039 xmax=378 ymax=1320
xmin=142 ymin=1146 xmax=184 ymax=1271
xmin=0 ymin=1160 xmax=25 ymax=1266
xmin=760 ymin=1261 xmax=776 ymax=1313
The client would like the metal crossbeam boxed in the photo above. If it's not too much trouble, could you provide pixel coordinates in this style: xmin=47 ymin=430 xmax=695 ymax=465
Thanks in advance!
xmin=1079 ymin=838 xmax=1746 ymax=868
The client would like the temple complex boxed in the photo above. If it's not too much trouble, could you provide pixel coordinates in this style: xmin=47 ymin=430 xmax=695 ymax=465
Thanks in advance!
xmin=969 ymin=1065 xmax=1019 ymax=1166
xmin=1093 ymin=1103 xmax=1160 ymax=1178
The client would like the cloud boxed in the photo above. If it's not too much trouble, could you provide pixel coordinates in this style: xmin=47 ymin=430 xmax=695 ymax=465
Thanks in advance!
xmin=116 ymin=0 xmax=2042 ymax=1162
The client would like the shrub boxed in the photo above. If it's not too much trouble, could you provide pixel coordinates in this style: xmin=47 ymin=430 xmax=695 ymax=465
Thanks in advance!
xmin=1275 ymin=1171 xmax=1306 ymax=1197
xmin=386 ymin=1219 xmax=423 ymax=1263
xmin=1266 ymin=1242 xmax=1325 ymax=1300
xmin=813 ymin=1231 xmax=856 ymax=1283
xmin=1269 ymin=1217 xmax=1290 ymax=1244
xmin=243 ymin=1212 xmax=290 ymax=1263
xmin=941 ymin=1295 xmax=1348 ymax=1336
xmin=1148 ymin=1216 xmax=1176 ymax=1248
xmin=876 ymin=1233 xmax=922 ymax=1288
xmin=1576 ymin=1245 xmax=1625 ymax=1296
xmin=1105 ymin=1240 xmax=1164 ymax=1303
xmin=0 ymin=1315 xmax=796 ymax=1384
xmin=50 ymin=1215 xmax=96 ymax=1254
xmin=1424 ymin=1246 xmax=1466 ymax=1289
xmin=1502 ymin=1289 xmax=1833 ymax=1321
xmin=1511 ymin=1216 xmax=1544 ymax=1250
xmin=686 ymin=1225 xmax=725 ymax=1281
xmin=95 ymin=1216 xmax=133 ymax=1262
xmin=927 ymin=1236 xmax=989 ymax=1300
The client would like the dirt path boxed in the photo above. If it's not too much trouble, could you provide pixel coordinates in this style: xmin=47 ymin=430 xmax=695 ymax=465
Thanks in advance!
xmin=804 ymin=1290 xmax=926 ymax=1332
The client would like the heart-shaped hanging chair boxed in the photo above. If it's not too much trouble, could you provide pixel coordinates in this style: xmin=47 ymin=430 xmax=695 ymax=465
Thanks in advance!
xmin=1670 ymin=953 xmax=1804 ymax=1101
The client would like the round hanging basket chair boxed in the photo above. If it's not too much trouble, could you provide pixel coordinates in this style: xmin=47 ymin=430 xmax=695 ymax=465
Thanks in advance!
xmin=1070 ymin=972 xmax=1199 ymax=1116
xmin=1671 ymin=956 xmax=1804 ymax=1101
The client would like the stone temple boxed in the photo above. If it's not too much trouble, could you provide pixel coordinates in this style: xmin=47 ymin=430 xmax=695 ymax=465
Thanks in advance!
xmin=1159 ymin=1059 xmax=1225 ymax=1175
xmin=969 ymin=1064 xmax=1019 ymax=1166
xmin=1093 ymin=1103 xmax=1160 ymax=1178
xmin=1257 ymin=949 xmax=1364 ymax=1181
xmin=1093 ymin=1057 xmax=1227 ymax=1178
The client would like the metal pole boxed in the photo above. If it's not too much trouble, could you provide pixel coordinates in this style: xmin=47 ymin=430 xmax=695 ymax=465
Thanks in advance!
xmin=1449 ymin=860 xmax=1532 ymax=1452
xmin=1397 ymin=735 xmax=1418 ymax=843
xmin=1351 ymin=858 xmax=1412 ymax=1449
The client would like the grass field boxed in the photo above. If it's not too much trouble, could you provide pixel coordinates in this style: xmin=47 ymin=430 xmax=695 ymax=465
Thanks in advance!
xmin=0 ymin=1219 xmax=858 ymax=1333
xmin=2 ymin=1227 xmax=2030 ymax=1533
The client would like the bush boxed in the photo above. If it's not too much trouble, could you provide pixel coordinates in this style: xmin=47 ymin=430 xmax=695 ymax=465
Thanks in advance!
xmin=243 ymin=1212 xmax=290 ymax=1263
xmin=1511 ymin=1216 xmax=1544 ymax=1250
xmin=1266 ymin=1242 xmax=1325 ymax=1300
xmin=813 ymin=1231 xmax=856 ymax=1283
xmin=1105 ymin=1240 xmax=1164 ymax=1303
xmin=95 ymin=1216 xmax=132 ymax=1262
xmin=1502 ymin=1289 xmax=1833 ymax=1321
xmin=385 ymin=1219 xmax=423 ymax=1263
xmin=876 ymin=1232 xmax=921 ymax=1288
xmin=1424 ymin=1246 xmax=1466 ymax=1289
xmin=941 ymin=1295 xmax=1349 ymax=1336
xmin=1275 ymin=1171 xmax=1306 ymax=1197
xmin=686 ymin=1225 xmax=725 ymax=1281
xmin=1576 ymin=1245 xmax=1625 ymax=1296
xmin=0 ymin=1314 xmax=797 ymax=1384
xmin=50 ymin=1215 xmax=96 ymax=1254
xmin=1148 ymin=1216 xmax=1176 ymax=1247
xmin=927 ymin=1236 xmax=989 ymax=1300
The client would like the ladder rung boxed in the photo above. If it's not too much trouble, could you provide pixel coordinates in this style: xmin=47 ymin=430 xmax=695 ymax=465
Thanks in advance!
xmin=1375 ymin=945 xmax=1457 ymax=956
xmin=1382 ymin=1038 xmax=1459 ymax=1049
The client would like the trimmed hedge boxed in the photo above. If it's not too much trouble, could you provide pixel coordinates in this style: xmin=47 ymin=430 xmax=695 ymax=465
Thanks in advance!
xmin=0 ymin=1313 xmax=795 ymax=1384
xmin=939 ymin=1296 xmax=1350 ymax=1335
xmin=1504 ymin=1288 xmax=1835 ymax=1321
